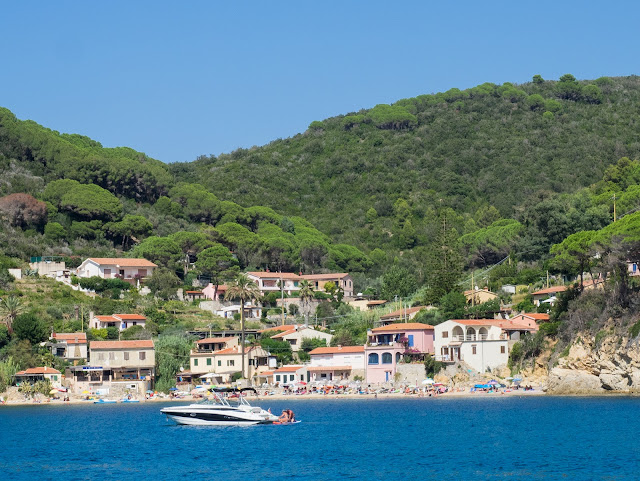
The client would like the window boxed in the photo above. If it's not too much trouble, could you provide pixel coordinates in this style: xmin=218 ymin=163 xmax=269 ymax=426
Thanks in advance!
xmin=276 ymin=375 xmax=281 ymax=382
xmin=443 ymin=347 xmax=449 ymax=355
xmin=382 ymin=352 xmax=392 ymax=364
xmin=396 ymin=352 xmax=401 ymax=363
xmin=442 ymin=331 xmax=448 ymax=338
xmin=500 ymin=346 xmax=506 ymax=354
xmin=138 ymin=269 xmax=147 ymax=277
xmin=124 ymin=352 xmax=129 ymax=361
xmin=368 ymin=353 xmax=379 ymax=365
xmin=472 ymin=345 xmax=477 ymax=355
xmin=289 ymin=339 xmax=297 ymax=345
xmin=408 ymin=335 xmax=414 ymax=347
xmin=228 ymin=360 xmax=235 ymax=367
xmin=98 ymin=353 xmax=104 ymax=360
xmin=217 ymin=360 xmax=221 ymax=366
xmin=103 ymin=268 xmax=111 ymax=276
xmin=206 ymin=358 xmax=212 ymax=366
xmin=109 ymin=352 xmax=115 ymax=360
xmin=290 ymin=375 xmax=294 ymax=381
xmin=53 ymin=375 xmax=58 ymax=381
xmin=194 ymin=359 xmax=198 ymax=366
xmin=139 ymin=351 xmax=146 ymax=360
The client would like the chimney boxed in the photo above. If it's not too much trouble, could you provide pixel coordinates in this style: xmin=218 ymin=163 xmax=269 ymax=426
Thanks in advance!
xmin=338 ymin=345 xmax=342 ymax=350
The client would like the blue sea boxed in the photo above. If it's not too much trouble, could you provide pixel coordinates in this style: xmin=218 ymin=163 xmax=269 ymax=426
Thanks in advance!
xmin=1 ymin=396 xmax=639 ymax=480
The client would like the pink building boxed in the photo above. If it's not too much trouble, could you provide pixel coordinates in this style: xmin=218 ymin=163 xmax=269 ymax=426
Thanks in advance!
xmin=365 ymin=322 xmax=434 ymax=383
xmin=202 ymin=283 xmax=227 ymax=300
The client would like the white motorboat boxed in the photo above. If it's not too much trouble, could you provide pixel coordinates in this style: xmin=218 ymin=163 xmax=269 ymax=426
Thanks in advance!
xmin=161 ymin=388 xmax=280 ymax=426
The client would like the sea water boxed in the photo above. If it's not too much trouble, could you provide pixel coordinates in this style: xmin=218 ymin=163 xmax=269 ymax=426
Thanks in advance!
xmin=1 ymin=396 xmax=639 ymax=480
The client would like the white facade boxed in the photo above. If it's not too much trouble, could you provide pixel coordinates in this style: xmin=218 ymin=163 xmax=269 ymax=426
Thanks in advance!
xmin=271 ymin=327 xmax=333 ymax=352
xmin=76 ymin=258 xmax=157 ymax=280
xmin=433 ymin=320 xmax=509 ymax=373
xmin=247 ymin=272 xmax=300 ymax=295
xmin=309 ymin=347 xmax=365 ymax=369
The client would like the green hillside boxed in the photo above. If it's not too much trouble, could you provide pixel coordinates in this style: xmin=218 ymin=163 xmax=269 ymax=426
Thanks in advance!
xmin=172 ymin=75 xmax=639 ymax=260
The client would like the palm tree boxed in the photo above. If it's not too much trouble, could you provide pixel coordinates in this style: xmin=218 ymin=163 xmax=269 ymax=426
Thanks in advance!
xmin=298 ymin=280 xmax=315 ymax=326
xmin=224 ymin=274 xmax=260 ymax=380
xmin=0 ymin=296 xmax=23 ymax=334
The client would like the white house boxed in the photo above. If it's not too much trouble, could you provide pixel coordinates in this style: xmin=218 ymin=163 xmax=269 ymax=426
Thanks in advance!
xmin=15 ymin=367 xmax=62 ymax=388
xmin=76 ymin=258 xmax=157 ymax=282
xmin=48 ymin=332 xmax=88 ymax=360
xmin=307 ymin=345 xmax=365 ymax=382
xmin=433 ymin=319 xmax=534 ymax=373
xmin=300 ymin=273 xmax=354 ymax=298
xmin=272 ymin=365 xmax=306 ymax=385
xmin=89 ymin=312 xmax=147 ymax=332
xmin=247 ymin=272 xmax=301 ymax=296
xmin=269 ymin=326 xmax=333 ymax=352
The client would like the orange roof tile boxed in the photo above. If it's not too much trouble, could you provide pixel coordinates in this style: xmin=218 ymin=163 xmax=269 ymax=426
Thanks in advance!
xmin=309 ymin=346 xmax=364 ymax=355
xmin=114 ymin=314 xmax=146 ymax=320
xmin=94 ymin=315 xmax=118 ymax=322
xmin=16 ymin=367 xmax=61 ymax=375
xmin=259 ymin=324 xmax=298 ymax=333
xmin=87 ymin=258 xmax=157 ymax=267
xmin=300 ymin=273 xmax=350 ymax=280
xmin=448 ymin=319 xmax=535 ymax=330
xmin=270 ymin=329 xmax=298 ymax=339
xmin=273 ymin=365 xmax=304 ymax=373
xmin=517 ymin=313 xmax=550 ymax=320
xmin=372 ymin=322 xmax=434 ymax=332
xmin=214 ymin=346 xmax=254 ymax=355
xmin=90 ymin=340 xmax=154 ymax=349
xmin=532 ymin=286 xmax=567 ymax=295
xmin=53 ymin=333 xmax=87 ymax=341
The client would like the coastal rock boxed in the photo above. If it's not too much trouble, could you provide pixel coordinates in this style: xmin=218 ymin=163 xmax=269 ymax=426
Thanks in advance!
xmin=546 ymin=368 xmax=604 ymax=394
xmin=599 ymin=372 xmax=631 ymax=391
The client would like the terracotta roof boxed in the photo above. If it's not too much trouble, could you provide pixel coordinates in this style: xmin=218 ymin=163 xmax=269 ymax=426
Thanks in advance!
xmin=196 ymin=337 xmax=235 ymax=344
xmin=300 ymin=273 xmax=350 ymax=280
xmin=185 ymin=291 xmax=204 ymax=294
xmin=114 ymin=314 xmax=146 ymax=320
xmin=448 ymin=319 xmax=535 ymax=330
xmin=214 ymin=346 xmax=254 ymax=355
xmin=90 ymin=340 xmax=154 ymax=349
xmin=260 ymin=371 xmax=274 ymax=376
xmin=270 ymin=329 xmax=298 ymax=339
xmin=309 ymin=346 xmax=364 ymax=355
xmin=380 ymin=306 xmax=427 ymax=319
xmin=367 ymin=300 xmax=388 ymax=305
xmin=532 ymin=286 xmax=567 ymax=295
xmin=372 ymin=322 xmax=434 ymax=332
xmin=16 ymin=367 xmax=61 ymax=375
xmin=53 ymin=333 xmax=87 ymax=341
xmin=273 ymin=365 xmax=304 ymax=373
xmin=94 ymin=315 xmax=117 ymax=323
xmin=517 ymin=313 xmax=550 ymax=320
xmin=463 ymin=288 xmax=498 ymax=296
xmin=307 ymin=365 xmax=353 ymax=372
xmin=247 ymin=271 xmax=301 ymax=280
xmin=259 ymin=324 xmax=299 ymax=333
xmin=87 ymin=258 xmax=157 ymax=267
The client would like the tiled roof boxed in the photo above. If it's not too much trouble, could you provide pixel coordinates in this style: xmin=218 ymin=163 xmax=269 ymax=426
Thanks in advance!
xmin=518 ymin=313 xmax=550 ymax=320
xmin=309 ymin=346 xmax=364 ymax=355
xmin=247 ymin=271 xmax=301 ymax=280
xmin=90 ymin=340 xmax=154 ymax=349
xmin=448 ymin=319 xmax=535 ymax=330
xmin=114 ymin=314 xmax=146 ymax=320
xmin=273 ymin=365 xmax=304 ymax=373
xmin=532 ymin=286 xmax=567 ymax=295
xmin=87 ymin=258 xmax=157 ymax=267
xmin=16 ymin=367 xmax=61 ymax=375
xmin=380 ymin=306 xmax=427 ymax=319
xmin=300 ymin=273 xmax=350 ymax=280
xmin=94 ymin=315 xmax=117 ymax=322
xmin=53 ymin=333 xmax=87 ymax=341
xmin=270 ymin=329 xmax=298 ymax=339
xmin=372 ymin=322 xmax=434 ymax=332
xmin=259 ymin=324 xmax=298 ymax=333
xmin=214 ymin=346 xmax=253 ymax=355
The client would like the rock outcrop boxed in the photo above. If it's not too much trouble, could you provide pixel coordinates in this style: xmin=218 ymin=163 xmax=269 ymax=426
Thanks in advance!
xmin=547 ymin=330 xmax=640 ymax=394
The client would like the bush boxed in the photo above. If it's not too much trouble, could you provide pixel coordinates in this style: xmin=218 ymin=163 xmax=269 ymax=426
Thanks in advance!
xmin=424 ymin=355 xmax=444 ymax=378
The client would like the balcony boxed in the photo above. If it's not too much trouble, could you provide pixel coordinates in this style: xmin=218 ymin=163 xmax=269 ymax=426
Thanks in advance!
xmin=434 ymin=355 xmax=463 ymax=363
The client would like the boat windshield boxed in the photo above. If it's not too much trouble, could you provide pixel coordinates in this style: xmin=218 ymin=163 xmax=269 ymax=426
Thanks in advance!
xmin=195 ymin=393 xmax=230 ymax=407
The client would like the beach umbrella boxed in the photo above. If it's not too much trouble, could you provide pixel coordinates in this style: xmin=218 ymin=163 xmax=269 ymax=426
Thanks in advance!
xmin=49 ymin=389 xmax=58 ymax=395
xmin=146 ymin=390 xmax=154 ymax=394
xmin=81 ymin=390 xmax=90 ymax=394
xmin=169 ymin=387 xmax=178 ymax=391
xmin=422 ymin=379 xmax=435 ymax=385
xmin=487 ymin=380 xmax=499 ymax=385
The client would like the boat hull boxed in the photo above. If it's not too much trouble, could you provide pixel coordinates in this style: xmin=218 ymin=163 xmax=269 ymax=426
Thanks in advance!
xmin=161 ymin=406 xmax=278 ymax=426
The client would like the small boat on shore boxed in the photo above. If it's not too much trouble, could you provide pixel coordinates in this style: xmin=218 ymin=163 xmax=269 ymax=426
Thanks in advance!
xmin=121 ymin=398 xmax=140 ymax=403
xmin=94 ymin=399 xmax=117 ymax=404
xmin=161 ymin=388 xmax=280 ymax=426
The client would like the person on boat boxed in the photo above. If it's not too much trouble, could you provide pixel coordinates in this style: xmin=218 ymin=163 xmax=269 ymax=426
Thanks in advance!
xmin=279 ymin=410 xmax=290 ymax=422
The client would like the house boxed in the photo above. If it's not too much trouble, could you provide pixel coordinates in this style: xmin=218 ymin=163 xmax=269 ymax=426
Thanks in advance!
xmin=202 ymin=283 xmax=227 ymax=300
xmin=70 ymin=340 xmax=155 ymax=395
xmin=377 ymin=306 xmax=429 ymax=326
xmin=14 ymin=367 xmax=62 ymax=388
xmin=365 ymin=323 xmax=434 ymax=383
xmin=300 ymin=273 xmax=354 ymax=298
xmin=89 ymin=312 xmax=147 ymax=332
xmin=184 ymin=290 xmax=205 ymax=302
xmin=509 ymin=313 xmax=549 ymax=330
xmin=272 ymin=365 xmax=306 ymax=385
xmin=247 ymin=272 xmax=301 ymax=296
xmin=189 ymin=343 xmax=273 ymax=384
xmin=47 ymin=332 xmax=88 ymax=360
xmin=464 ymin=287 xmax=499 ymax=305
xmin=308 ymin=345 xmax=365 ymax=382
xmin=531 ymin=286 xmax=567 ymax=306
xmin=433 ymin=319 xmax=535 ymax=373
xmin=346 ymin=298 xmax=387 ymax=311
xmin=269 ymin=325 xmax=333 ymax=352
xmin=75 ymin=258 xmax=157 ymax=283
xmin=190 ymin=337 xmax=238 ymax=375
xmin=214 ymin=303 xmax=262 ymax=319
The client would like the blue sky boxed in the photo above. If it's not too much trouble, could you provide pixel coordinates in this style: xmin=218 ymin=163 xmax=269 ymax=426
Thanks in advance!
xmin=1 ymin=1 xmax=639 ymax=163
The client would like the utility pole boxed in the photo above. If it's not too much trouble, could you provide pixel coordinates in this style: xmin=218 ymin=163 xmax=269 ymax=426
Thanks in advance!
xmin=280 ymin=276 xmax=285 ymax=325
xmin=613 ymin=193 xmax=617 ymax=222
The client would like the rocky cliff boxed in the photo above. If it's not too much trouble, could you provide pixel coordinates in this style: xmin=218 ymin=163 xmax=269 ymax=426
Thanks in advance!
xmin=547 ymin=330 xmax=640 ymax=394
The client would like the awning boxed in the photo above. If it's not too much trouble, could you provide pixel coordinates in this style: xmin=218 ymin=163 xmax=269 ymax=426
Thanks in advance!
xmin=307 ymin=366 xmax=352 ymax=372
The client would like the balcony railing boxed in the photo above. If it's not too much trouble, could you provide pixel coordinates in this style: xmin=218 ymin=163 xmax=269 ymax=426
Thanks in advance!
xmin=434 ymin=355 xmax=463 ymax=363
